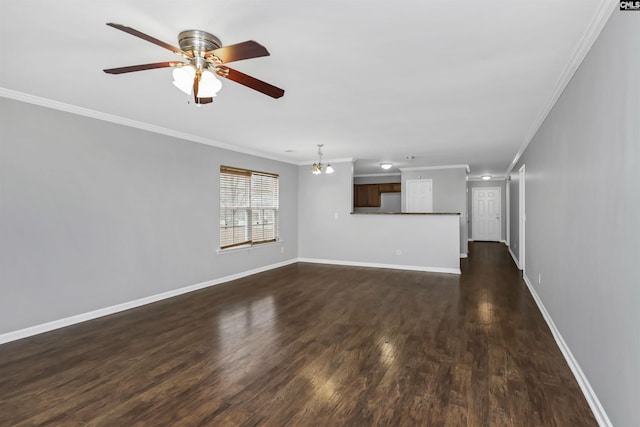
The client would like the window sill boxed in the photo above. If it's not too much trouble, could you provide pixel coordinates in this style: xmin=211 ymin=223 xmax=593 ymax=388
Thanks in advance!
xmin=216 ymin=239 xmax=284 ymax=255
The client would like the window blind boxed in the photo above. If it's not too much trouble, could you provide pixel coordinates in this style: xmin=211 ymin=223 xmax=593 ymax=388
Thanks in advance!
xmin=220 ymin=166 xmax=279 ymax=249
xmin=251 ymin=172 xmax=279 ymax=244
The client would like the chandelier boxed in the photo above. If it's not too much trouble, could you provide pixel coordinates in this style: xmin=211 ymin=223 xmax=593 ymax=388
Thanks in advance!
xmin=311 ymin=144 xmax=334 ymax=174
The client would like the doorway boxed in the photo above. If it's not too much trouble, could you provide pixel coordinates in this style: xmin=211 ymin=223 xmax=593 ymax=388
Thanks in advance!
xmin=472 ymin=187 xmax=501 ymax=241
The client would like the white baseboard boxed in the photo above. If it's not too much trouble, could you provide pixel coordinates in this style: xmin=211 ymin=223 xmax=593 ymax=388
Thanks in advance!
xmin=522 ymin=274 xmax=612 ymax=427
xmin=508 ymin=247 xmax=521 ymax=270
xmin=0 ymin=259 xmax=298 ymax=345
xmin=298 ymin=258 xmax=461 ymax=275
xmin=460 ymin=253 xmax=468 ymax=259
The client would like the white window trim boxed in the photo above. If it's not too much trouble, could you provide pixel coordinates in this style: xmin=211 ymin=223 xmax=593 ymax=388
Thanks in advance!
xmin=216 ymin=238 xmax=284 ymax=255
xmin=219 ymin=166 xmax=279 ymax=249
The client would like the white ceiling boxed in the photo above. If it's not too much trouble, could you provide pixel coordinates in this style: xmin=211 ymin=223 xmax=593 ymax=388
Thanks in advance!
xmin=0 ymin=0 xmax=611 ymax=177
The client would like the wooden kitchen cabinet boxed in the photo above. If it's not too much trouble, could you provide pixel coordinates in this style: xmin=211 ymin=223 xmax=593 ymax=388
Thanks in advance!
xmin=353 ymin=182 xmax=400 ymax=207
xmin=378 ymin=183 xmax=401 ymax=193
xmin=354 ymin=184 xmax=381 ymax=207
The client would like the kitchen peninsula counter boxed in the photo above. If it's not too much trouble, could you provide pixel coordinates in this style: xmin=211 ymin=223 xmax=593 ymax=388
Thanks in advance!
xmin=351 ymin=212 xmax=460 ymax=215
xmin=322 ymin=212 xmax=462 ymax=274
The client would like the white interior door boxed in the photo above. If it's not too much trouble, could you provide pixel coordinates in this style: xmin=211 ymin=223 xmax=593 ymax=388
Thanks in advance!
xmin=472 ymin=187 xmax=501 ymax=241
xmin=406 ymin=179 xmax=433 ymax=213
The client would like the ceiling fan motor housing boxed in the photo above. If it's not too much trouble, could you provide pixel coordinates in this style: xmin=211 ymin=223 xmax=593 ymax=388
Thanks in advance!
xmin=178 ymin=30 xmax=222 ymax=56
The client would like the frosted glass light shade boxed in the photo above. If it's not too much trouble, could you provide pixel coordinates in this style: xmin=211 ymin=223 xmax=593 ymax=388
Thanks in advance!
xmin=325 ymin=164 xmax=334 ymax=174
xmin=198 ymin=70 xmax=222 ymax=97
xmin=172 ymin=66 xmax=196 ymax=95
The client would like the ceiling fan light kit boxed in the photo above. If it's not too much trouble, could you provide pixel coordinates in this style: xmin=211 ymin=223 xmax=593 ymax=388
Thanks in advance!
xmin=103 ymin=23 xmax=284 ymax=104
xmin=172 ymin=66 xmax=222 ymax=98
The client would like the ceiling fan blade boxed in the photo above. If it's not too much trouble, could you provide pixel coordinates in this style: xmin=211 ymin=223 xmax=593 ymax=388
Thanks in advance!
xmin=103 ymin=61 xmax=182 ymax=74
xmin=206 ymin=40 xmax=269 ymax=64
xmin=215 ymin=66 xmax=284 ymax=99
xmin=193 ymin=75 xmax=200 ymax=101
xmin=106 ymin=23 xmax=191 ymax=58
xmin=196 ymin=97 xmax=214 ymax=104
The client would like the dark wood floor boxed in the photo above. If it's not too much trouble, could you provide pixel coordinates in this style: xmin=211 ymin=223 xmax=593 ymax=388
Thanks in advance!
xmin=0 ymin=242 xmax=597 ymax=426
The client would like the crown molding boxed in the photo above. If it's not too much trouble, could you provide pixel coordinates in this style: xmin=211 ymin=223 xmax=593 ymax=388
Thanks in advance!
xmin=353 ymin=172 xmax=402 ymax=178
xmin=505 ymin=0 xmax=618 ymax=177
xmin=399 ymin=164 xmax=470 ymax=173
xmin=0 ymin=88 xmax=298 ymax=165
xmin=297 ymin=157 xmax=354 ymax=166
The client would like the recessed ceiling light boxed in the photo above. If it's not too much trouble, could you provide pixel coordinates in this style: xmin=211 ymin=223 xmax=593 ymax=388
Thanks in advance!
xmin=481 ymin=175 xmax=492 ymax=181
xmin=406 ymin=155 xmax=415 ymax=160
xmin=380 ymin=163 xmax=393 ymax=170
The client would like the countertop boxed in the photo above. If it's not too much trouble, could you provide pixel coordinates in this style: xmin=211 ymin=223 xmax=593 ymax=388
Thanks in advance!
xmin=350 ymin=212 xmax=460 ymax=215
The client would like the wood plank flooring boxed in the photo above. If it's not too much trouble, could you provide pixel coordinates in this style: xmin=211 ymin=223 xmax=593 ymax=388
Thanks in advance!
xmin=0 ymin=242 xmax=597 ymax=426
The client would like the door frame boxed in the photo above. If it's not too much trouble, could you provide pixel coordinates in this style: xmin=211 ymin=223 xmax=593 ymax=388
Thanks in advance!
xmin=506 ymin=178 xmax=510 ymax=247
xmin=471 ymin=186 xmax=502 ymax=242
xmin=518 ymin=165 xmax=526 ymax=271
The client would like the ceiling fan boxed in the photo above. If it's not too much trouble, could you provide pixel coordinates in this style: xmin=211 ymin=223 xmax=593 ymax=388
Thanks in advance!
xmin=103 ymin=23 xmax=285 ymax=104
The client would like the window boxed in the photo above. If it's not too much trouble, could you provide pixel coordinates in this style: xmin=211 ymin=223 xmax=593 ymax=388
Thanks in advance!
xmin=220 ymin=166 xmax=279 ymax=249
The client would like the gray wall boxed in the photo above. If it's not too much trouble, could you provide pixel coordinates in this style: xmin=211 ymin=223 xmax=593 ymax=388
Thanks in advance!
xmin=508 ymin=11 xmax=639 ymax=427
xmin=467 ymin=179 xmax=507 ymax=241
xmin=0 ymin=98 xmax=299 ymax=334
xmin=353 ymin=175 xmax=401 ymax=185
xmin=401 ymin=168 xmax=468 ymax=255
